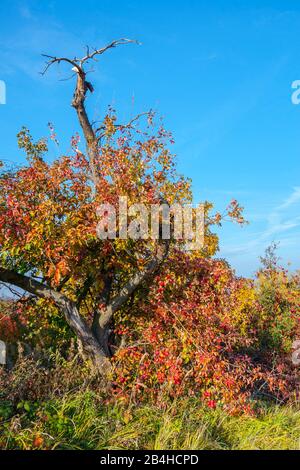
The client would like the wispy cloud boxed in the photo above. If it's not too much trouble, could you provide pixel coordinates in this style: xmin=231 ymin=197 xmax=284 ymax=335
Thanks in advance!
xmin=264 ymin=187 xmax=300 ymax=237
xmin=276 ymin=186 xmax=300 ymax=211
xmin=219 ymin=187 xmax=300 ymax=270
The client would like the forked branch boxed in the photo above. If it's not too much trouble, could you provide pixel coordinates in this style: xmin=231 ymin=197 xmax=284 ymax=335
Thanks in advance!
xmin=0 ymin=267 xmax=110 ymax=372
xmin=41 ymin=38 xmax=140 ymax=77
xmin=41 ymin=38 xmax=140 ymax=188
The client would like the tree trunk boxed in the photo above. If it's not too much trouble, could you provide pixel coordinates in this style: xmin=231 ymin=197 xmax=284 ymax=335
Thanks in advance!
xmin=64 ymin=302 xmax=111 ymax=374
xmin=0 ymin=268 xmax=111 ymax=375
xmin=92 ymin=311 xmax=112 ymax=357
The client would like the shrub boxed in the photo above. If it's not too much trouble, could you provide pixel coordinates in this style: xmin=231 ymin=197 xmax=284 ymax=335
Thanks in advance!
xmin=112 ymin=251 xmax=300 ymax=413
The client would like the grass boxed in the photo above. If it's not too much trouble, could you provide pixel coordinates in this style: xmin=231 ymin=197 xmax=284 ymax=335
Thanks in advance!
xmin=1 ymin=391 xmax=300 ymax=450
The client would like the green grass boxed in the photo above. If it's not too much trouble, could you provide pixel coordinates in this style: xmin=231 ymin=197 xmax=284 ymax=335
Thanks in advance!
xmin=1 ymin=392 xmax=300 ymax=450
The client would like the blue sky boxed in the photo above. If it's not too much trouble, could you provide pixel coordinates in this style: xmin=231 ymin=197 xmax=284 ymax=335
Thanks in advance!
xmin=1 ymin=0 xmax=300 ymax=276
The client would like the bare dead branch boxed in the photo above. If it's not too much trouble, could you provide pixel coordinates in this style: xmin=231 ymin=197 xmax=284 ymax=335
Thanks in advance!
xmin=40 ymin=38 xmax=140 ymax=191
xmin=40 ymin=55 xmax=82 ymax=76
xmin=79 ymin=38 xmax=140 ymax=66
xmin=40 ymin=38 xmax=140 ymax=76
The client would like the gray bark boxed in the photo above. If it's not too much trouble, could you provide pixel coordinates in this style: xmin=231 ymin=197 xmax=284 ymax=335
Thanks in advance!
xmin=0 ymin=268 xmax=111 ymax=374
